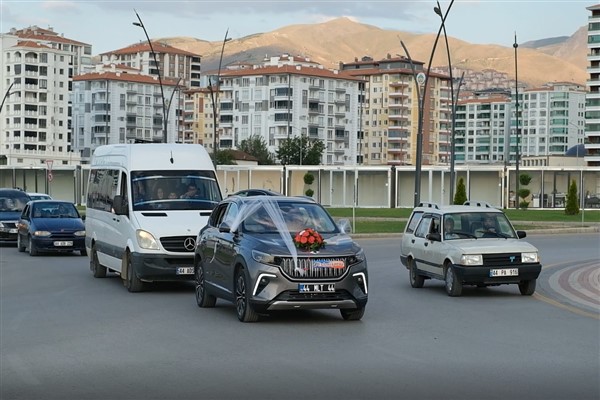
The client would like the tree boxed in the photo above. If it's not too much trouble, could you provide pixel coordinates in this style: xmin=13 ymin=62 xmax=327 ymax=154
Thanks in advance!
xmin=276 ymin=136 xmax=325 ymax=165
xmin=518 ymin=173 xmax=532 ymax=209
xmin=453 ymin=177 xmax=467 ymax=205
xmin=238 ymin=135 xmax=275 ymax=165
xmin=565 ymin=179 xmax=580 ymax=215
xmin=214 ymin=149 xmax=236 ymax=165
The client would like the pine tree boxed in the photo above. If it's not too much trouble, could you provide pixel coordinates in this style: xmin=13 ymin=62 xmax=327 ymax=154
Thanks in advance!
xmin=564 ymin=179 xmax=580 ymax=215
xmin=453 ymin=177 xmax=467 ymax=205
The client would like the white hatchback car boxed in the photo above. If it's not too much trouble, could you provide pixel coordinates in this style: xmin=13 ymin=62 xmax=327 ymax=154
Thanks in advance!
xmin=400 ymin=202 xmax=541 ymax=297
xmin=27 ymin=193 xmax=52 ymax=201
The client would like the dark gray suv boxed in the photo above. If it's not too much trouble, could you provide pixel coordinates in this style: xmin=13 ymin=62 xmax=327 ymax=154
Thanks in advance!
xmin=193 ymin=195 xmax=368 ymax=322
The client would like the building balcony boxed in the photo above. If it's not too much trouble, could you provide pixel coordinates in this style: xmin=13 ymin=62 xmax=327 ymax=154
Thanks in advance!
xmin=389 ymin=91 xmax=408 ymax=98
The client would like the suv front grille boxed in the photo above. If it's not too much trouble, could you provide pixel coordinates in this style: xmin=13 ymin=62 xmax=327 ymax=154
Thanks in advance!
xmin=482 ymin=253 xmax=522 ymax=267
xmin=160 ymin=236 xmax=196 ymax=252
xmin=277 ymin=257 xmax=348 ymax=280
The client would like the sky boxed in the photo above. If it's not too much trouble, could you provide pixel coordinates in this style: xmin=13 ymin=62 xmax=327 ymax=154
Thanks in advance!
xmin=0 ymin=0 xmax=591 ymax=55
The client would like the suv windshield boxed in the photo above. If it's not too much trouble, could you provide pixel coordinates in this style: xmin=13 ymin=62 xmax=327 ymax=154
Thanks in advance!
xmin=131 ymin=170 xmax=222 ymax=211
xmin=242 ymin=201 xmax=338 ymax=234
xmin=444 ymin=212 xmax=517 ymax=239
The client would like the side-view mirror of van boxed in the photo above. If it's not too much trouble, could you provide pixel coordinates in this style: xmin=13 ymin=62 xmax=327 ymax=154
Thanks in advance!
xmin=112 ymin=195 xmax=128 ymax=216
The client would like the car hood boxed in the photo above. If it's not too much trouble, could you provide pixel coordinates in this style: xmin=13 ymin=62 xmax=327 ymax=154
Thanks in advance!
xmin=0 ymin=211 xmax=22 ymax=222
xmin=32 ymin=218 xmax=85 ymax=231
xmin=248 ymin=232 xmax=362 ymax=257
xmin=133 ymin=211 xmax=209 ymax=237
xmin=451 ymin=238 xmax=538 ymax=253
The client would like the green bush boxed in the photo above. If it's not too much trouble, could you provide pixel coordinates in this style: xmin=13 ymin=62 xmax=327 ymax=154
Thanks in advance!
xmin=454 ymin=177 xmax=467 ymax=205
xmin=303 ymin=172 xmax=315 ymax=185
xmin=305 ymin=188 xmax=314 ymax=197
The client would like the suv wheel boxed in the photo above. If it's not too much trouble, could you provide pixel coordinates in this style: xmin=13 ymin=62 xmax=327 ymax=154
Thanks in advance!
xmin=340 ymin=307 xmax=365 ymax=321
xmin=235 ymin=267 xmax=258 ymax=322
xmin=445 ymin=264 xmax=462 ymax=297
xmin=409 ymin=259 xmax=425 ymax=288
xmin=518 ymin=279 xmax=536 ymax=296
xmin=195 ymin=260 xmax=216 ymax=308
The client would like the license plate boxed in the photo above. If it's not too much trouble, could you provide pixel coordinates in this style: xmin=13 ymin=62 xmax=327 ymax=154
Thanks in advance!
xmin=489 ymin=268 xmax=519 ymax=277
xmin=298 ymin=283 xmax=335 ymax=293
xmin=313 ymin=259 xmax=345 ymax=269
xmin=54 ymin=241 xmax=73 ymax=246
xmin=176 ymin=267 xmax=194 ymax=275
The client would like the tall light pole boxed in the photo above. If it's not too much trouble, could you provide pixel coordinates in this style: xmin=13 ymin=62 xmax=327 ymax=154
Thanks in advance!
xmin=166 ymin=77 xmax=183 ymax=142
xmin=209 ymin=29 xmax=231 ymax=164
xmin=133 ymin=10 xmax=168 ymax=143
xmin=514 ymin=32 xmax=520 ymax=209
xmin=401 ymin=0 xmax=455 ymax=207
xmin=0 ymin=82 xmax=15 ymax=113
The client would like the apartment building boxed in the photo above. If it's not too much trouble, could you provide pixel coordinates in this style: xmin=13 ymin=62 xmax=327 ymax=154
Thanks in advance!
xmin=72 ymin=64 xmax=180 ymax=159
xmin=180 ymin=88 xmax=214 ymax=146
xmin=1 ymin=26 xmax=92 ymax=166
xmin=216 ymin=63 xmax=361 ymax=165
xmin=586 ymin=4 xmax=600 ymax=166
xmin=99 ymin=42 xmax=202 ymax=89
xmin=341 ymin=55 xmax=452 ymax=166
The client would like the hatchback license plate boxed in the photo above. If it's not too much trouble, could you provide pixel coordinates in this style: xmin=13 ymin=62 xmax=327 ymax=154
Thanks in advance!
xmin=54 ymin=241 xmax=73 ymax=246
xmin=176 ymin=267 xmax=194 ymax=275
xmin=298 ymin=283 xmax=335 ymax=293
xmin=489 ymin=268 xmax=519 ymax=277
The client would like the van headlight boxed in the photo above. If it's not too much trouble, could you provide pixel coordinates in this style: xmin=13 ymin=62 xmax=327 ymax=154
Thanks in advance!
xmin=136 ymin=229 xmax=159 ymax=250
xmin=522 ymin=252 xmax=539 ymax=263
xmin=460 ymin=254 xmax=483 ymax=266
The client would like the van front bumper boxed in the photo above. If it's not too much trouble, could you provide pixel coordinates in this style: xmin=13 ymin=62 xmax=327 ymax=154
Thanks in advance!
xmin=130 ymin=252 xmax=195 ymax=282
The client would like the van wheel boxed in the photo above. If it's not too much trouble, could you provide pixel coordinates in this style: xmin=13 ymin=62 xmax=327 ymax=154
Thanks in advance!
xmin=409 ymin=259 xmax=425 ymax=288
xmin=90 ymin=246 xmax=107 ymax=278
xmin=235 ymin=267 xmax=258 ymax=322
xmin=518 ymin=279 xmax=536 ymax=296
xmin=195 ymin=260 xmax=216 ymax=308
xmin=28 ymin=236 xmax=39 ymax=257
xmin=340 ymin=307 xmax=365 ymax=321
xmin=17 ymin=234 xmax=26 ymax=252
xmin=445 ymin=264 xmax=462 ymax=297
xmin=125 ymin=254 xmax=144 ymax=293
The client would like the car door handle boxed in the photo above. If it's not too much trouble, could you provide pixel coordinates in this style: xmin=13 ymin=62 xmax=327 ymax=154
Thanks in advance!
xmin=411 ymin=239 xmax=415 ymax=244
xmin=424 ymin=243 xmax=428 ymax=247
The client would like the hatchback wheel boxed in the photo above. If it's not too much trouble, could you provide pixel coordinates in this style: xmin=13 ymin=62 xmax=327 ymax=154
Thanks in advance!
xmin=518 ymin=279 xmax=536 ymax=296
xmin=445 ymin=264 xmax=462 ymax=297
xmin=28 ymin=236 xmax=39 ymax=257
xmin=235 ymin=268 xmax=258 ymax=322
xmin=409 ymin=259 xmax=425 ymax=288
xmin=195 ymin=261 xmax=216 ymax=308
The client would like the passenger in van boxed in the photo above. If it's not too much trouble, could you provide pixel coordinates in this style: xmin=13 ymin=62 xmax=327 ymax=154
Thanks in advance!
xmin=155 ymin=187 xmax=166 ymax=200
xmin=180 ymin=183 xmax=202 ymax=199
xmin=168 ymin=191 xmax=179 ymax=199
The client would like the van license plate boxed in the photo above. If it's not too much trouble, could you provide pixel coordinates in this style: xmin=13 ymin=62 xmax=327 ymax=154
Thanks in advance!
xmin=176 ymin=267 xmax=194 ymax=275
xmin=54 ymin=241 xmax=73 ymax=246
xmin=298 ymin=283 xmax=335 ymax=293
xmin=489 ymin=268 xmax=519 ymax=277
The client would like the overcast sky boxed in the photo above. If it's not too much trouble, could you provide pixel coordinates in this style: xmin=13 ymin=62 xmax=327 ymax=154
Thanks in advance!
xmin=0 ymin=1 xmax=590 ymax=55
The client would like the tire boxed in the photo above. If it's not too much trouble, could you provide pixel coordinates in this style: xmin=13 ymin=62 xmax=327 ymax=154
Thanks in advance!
xmin=195 ymin=260 xmax=216 ymax=308
xmin=28 ymin=236 xmax=39 ymax=257
xmin=17 ymin=234 xmax=26 ymax=252
xmin=409 ymin=259 xmax=425 ymax=288
xmin=90 ymin=246 xmax=107 ymax=278
xmin=445 ymin=264 xmax=462 ymax=297
xmin=340 ymin=307 xmax=365 ymax=321
xmin=80 ymin=248 xmax=87 ymax=257
xmin=519 ymin=279 xmax=536 ymax=296
xmin=235 ymin=267 xmax=258 ymax=322
xmin=125 ymin=253 xmax=145 ymax=293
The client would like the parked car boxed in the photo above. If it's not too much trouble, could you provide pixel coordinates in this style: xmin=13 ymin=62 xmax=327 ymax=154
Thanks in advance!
xmin=0 ymin=188 xmax=31 ymax=244
xmin=228 ymin=189 xmax=282 ymax=197
xmin=17 ymin=200 xmax=86 ymax=256
xmin=194 ymin=195 xmax=368 ymax=322
xmin=27 ymin=192 xmax=52 ymax=201
xmin=399 ymin=201 xmax=542 ymax=297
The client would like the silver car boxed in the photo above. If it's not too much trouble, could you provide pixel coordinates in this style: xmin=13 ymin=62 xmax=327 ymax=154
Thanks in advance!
xmin=400 ymin=202 xmax=542 ymax=296
xmin=194 ymin=195 xmax=368 ymax=322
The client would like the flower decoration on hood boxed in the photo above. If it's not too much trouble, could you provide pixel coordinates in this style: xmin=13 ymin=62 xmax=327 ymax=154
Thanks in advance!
xmin=293 ymin=228 xmax=325 ymax=252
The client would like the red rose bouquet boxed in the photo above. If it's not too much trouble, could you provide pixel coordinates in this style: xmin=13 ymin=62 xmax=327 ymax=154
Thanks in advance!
xmin=293 ymin=228 xmax=325 ymax=252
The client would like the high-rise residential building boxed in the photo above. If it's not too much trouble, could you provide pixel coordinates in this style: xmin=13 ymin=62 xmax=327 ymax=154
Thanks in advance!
xmin=586 ymin=4 xmax=600 ymax=166
xmin=1 ymin=26 xmax=92 ymax=166
xmin=72 ymin=64 xmax=180 ymax=160
xmin=341 ymin=55 xmax=452 ymax=166
xmin=99 ymin=42 xmax=202 ymax=89
xmin=181 ymin=88 xmax=214 ymax=146
xmin=216 ymin=63 xmax=361 ymax=165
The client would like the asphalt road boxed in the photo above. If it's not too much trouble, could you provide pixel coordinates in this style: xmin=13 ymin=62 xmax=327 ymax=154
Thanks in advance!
xmin=1 ymin=233 xmax=599 ymax=400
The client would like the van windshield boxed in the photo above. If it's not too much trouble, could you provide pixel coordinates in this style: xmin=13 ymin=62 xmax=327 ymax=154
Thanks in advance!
xmin=131 ymin=170 xmax=222 ymax=211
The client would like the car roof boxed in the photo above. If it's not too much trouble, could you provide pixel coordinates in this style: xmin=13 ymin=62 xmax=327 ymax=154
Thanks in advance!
xmin=412 ymin=201 xmax=504 ymax=215
xmin=28 ymin=192 xmax=51 ymax=196
xmin=227 ymin=195 xmax=315 ymax=205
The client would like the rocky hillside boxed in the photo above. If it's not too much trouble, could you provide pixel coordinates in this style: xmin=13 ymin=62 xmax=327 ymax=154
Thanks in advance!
xmin=158 ymin=17 xmax=587 ymax=88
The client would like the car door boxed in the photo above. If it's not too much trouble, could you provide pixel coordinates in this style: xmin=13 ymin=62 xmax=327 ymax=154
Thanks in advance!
xmin=200 ymin=203 xmax=228 ymax=287
xmin=214 ymin=202 xmax=240 ymax=295
xmin=412 ymin=214 xmax=442 ymax=276
xmin=419 ymin=214 xmax=445 ymax=277
xmin=17 ymin=203 xmax=32 ymax=245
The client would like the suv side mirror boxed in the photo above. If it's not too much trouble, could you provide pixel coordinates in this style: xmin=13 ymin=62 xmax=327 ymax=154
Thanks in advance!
xmin=337 ymin=218 xmax=352 ymax=234
xmin=218 ymin=221 xmax=231 ymax=233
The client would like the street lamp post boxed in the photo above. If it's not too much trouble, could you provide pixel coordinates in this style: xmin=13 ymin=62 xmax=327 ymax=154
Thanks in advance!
xmin=209 ymin=29 xmax=231 ymax=164
xmin=133 ymin=10 xmax=168 ymax=143
xmin=166 ymin=77 xmax=183 ymax=142
xmin=514 ymin=33 xmax=520 ymax=209
xmin=0 ymin=82 xmax=15 ymax=113
xmin=401 ymin=0 xmax=455 ymax=207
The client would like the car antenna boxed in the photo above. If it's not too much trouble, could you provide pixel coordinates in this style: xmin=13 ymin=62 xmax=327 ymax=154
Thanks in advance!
xmin=170 ymin=151 xmax=174 ymax=164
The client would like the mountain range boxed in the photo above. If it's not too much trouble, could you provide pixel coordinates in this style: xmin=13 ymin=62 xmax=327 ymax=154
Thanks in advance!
xmin=157 ymin=17 xmax=587 ymax=88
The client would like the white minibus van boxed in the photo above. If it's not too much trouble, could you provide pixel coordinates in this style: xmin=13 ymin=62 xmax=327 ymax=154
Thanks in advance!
xmin=85 ymin=143 xmax=222 ymax=292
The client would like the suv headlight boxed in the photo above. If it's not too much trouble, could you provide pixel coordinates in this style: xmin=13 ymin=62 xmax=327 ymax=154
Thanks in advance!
xmin=136 ymin=229 xmax=159 ymax=250
xmin=348 ymin=249 xmax=365 ymax=265
xmin=252 ymin=250 xmax=276 ymax=265
xmin=460 ymin=254 xmax=483 ymax=266
xmin=522 ymin=252 xmax=539 ymax=263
